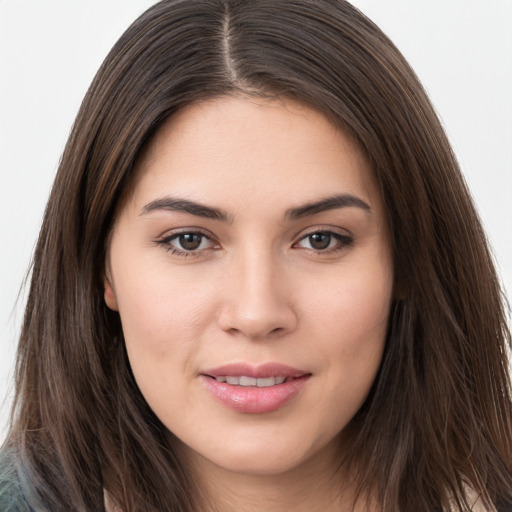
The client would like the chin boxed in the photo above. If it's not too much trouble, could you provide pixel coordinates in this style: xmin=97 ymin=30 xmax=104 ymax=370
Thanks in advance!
xmin=210 ymin=452 xmax=310 ymax=477
xmin=190 ymin=430 xmax=339 ymax=478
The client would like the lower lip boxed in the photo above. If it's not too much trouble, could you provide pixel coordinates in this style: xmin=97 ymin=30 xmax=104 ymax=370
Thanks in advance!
xmin=201 ymin=375 xmax=310 ymax=414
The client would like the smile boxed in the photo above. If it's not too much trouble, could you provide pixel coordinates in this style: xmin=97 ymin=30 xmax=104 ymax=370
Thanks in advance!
xmin=212 ymin=376 xmax=288 ymax=387
xmin=201 ymin=363 xmax=311 ymax=413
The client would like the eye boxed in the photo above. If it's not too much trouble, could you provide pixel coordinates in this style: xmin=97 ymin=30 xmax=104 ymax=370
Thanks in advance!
xmin=294 ymin=230 xmax=353 ymax=252
xmin=157 ymin=230 xmax=218 ymax=256
xmin=174 ymin=233 xmax=208 ymax=251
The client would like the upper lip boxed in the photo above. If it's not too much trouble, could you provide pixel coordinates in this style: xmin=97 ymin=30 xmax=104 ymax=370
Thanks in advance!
xmin=202 ymin=363 xmax=309 ymax=379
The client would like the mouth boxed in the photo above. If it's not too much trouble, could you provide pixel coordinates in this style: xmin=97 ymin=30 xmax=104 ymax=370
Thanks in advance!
xmin=200 ymin=363 xmax=311 ymax=413
xmin=208 ymin=375 xmax=291 ymax=387
xmin=202 ymin=362 xmax=309 ymax=385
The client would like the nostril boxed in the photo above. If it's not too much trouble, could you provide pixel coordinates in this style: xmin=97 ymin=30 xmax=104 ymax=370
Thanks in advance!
xmin=217 ymin=298 xmax=298 ymax=339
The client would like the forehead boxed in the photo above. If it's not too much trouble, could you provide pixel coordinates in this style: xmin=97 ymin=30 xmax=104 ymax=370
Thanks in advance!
xmin=127 ymin=95 xmax=381 ymax=215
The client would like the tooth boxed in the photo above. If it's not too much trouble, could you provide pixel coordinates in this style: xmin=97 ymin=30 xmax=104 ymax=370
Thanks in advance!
xmin=239 ymin=376 xmax=257 ymax=387
xmin=221 ymin=375 xmax=288 ymax=387
xmin=256 ymin=377 xmax=275 ymax=387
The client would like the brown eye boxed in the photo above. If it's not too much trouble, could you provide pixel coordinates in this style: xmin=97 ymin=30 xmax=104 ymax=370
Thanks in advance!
xmin=308 ymin=233 xmax=331 ymax=250
xmin=294 ymin=230 xmax=354 ymax=253
xmin=158 ymin=231 xmax=217 ymax=255
xmin=178 ymin=233 xmax=204 ymax=251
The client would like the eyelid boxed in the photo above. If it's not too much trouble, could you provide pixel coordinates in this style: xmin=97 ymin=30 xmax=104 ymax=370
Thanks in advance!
xmin=292 ymin=224 xmax=352 ymax=241
xmin=157 ymin=226 xmax=215 ymax=240
xmin=155 ymin=227 xmax=220 ymax=256
xmin=292 ymin=225 xmax=354 ymax=252
xmin=154 ymin=225 xmax=353 ymax=257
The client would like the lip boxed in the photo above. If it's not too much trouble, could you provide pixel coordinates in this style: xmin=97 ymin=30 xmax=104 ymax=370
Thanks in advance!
xmin=202 ymin=362 xmax=309 ymax=379
xmin=200 ymin=363 xmax=311 ymax=414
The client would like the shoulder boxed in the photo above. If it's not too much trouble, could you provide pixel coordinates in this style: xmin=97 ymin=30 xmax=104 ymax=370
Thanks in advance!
xmin=0 ymin=450 xmax=33 ymax=512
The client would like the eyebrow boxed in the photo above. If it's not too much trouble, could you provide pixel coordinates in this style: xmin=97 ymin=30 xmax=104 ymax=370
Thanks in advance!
xmin=140 ymin=193 xmax=371 ymax=222
xmin=285 ymin=193 xmax=371 ymax=219
xmin=141 ymin=197 xmax=230 ymax=221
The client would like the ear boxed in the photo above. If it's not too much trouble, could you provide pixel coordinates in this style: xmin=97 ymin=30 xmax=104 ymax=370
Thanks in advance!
xmin=103 ymin=273 xmax=119 ymax=311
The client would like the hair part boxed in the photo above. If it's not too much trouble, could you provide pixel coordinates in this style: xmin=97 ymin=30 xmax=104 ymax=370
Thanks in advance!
xmin=3 ymin=1 xmax=511 ymax=511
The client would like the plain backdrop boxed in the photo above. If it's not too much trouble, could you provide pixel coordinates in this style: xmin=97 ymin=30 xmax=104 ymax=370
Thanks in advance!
xmin=1 ymin=0 xmax=511 ymax=439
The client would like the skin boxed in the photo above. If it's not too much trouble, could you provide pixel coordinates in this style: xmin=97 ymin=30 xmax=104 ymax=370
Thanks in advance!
xmin=104 ymin=96 xmax=393 ymax=511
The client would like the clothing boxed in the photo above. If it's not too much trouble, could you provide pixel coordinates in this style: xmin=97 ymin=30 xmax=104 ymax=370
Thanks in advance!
xmin=0 ymin=451 xmax=31 ymax=512
xmin=0 ymin=471 xmax=32 ymax=511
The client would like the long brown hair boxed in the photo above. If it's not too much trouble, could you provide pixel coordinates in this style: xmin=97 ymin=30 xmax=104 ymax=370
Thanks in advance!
xmin=2 ymin=1 xmax=511 ymax=510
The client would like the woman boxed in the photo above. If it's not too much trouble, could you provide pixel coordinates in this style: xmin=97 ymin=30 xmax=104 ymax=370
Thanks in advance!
xmin=1 ymin=0 xmax=511 ymax=511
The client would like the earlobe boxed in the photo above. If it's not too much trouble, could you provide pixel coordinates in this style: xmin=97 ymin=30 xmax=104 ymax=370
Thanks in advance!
xmin=103 ymin=275 xmax=119 ymax=311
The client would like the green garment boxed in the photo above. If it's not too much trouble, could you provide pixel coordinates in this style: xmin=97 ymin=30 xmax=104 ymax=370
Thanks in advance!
xmin=0 ymin=451 xmax=32 ymax=512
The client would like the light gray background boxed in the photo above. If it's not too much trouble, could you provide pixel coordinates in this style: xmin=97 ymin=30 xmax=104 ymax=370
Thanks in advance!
xmin=1 ymin=0 xmax=511 ymax=439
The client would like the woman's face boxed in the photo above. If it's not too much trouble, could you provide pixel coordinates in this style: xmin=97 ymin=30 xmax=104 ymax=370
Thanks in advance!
xmin=105 ymin=96 xmax=393 ymax=478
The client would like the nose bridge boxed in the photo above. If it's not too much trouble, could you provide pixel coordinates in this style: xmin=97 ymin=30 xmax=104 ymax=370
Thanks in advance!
xmin=218 ymin=243 xmax=296 ymax=339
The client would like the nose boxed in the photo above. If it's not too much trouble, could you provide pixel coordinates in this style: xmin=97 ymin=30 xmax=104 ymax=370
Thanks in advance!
xmin=217 ymin=250 xmax=298 ymax=340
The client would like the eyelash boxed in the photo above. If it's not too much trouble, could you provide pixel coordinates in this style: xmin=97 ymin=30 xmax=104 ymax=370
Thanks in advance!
xmin=293 ymin=229 xmax=354 ymax=254
xmin=155 ymin=228 xmax=353 ymax=257
xmin=156 ymin=229 xmax=218 ymax=258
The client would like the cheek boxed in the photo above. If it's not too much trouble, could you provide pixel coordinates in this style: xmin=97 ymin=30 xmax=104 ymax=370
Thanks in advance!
xmin=111 ymin=264 xmax=230 ymax=418
xmin=114 ymin=270 xmax=213 ymax=412
xmin=306 ymin=255 xmax=392 ymax=339
xmin=112 ymin=260 xmax=215 ymax=349
xmin=307 ymin=256 xmax=392 ymax=403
